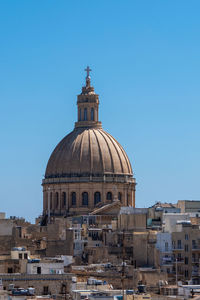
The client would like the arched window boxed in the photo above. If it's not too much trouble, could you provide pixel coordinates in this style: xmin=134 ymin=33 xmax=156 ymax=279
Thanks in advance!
xmin=62 ymin=192 xmax=66 ymax=208
xmin=55 ymin=192 xmax=59 ymax=208
xmin=82 ymin=192 xmax=88 ymax=206
xmin=106 ymin=192 xmax=112 ymax=201
xmin=84 ymin=108 xmax=87 ymax=121
xmin=118 ymin=192 xmax=122 ymax=201
xmin=91 ymin=108 xmax=94 ymax=121
xmin=71 ymin=192 xmax=76 ymax=206
xmin=79 ymin=108 xmax=82 ymax=121
xmin=94 ymin=192 xmax=101 ymax=205
xmin=50 ymin=192 xmax=53 ymax=209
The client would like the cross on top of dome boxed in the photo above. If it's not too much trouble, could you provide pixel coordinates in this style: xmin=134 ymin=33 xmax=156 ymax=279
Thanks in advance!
xmin=85 ymin=66 xmax=92 ymax=88
xmin=85 ymin=66 xmax=91 ymax=77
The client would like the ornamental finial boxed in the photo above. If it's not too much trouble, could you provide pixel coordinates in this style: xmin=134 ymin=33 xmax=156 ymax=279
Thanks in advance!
xmin=85 ymin=66 xmax=92 ymax=88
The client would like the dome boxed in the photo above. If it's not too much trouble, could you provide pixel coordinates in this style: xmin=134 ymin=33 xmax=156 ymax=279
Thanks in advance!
xmin=45 ymin=127 xmax=133 ymax=179
xmin=42 ymin=67 xmax=136 ymax=217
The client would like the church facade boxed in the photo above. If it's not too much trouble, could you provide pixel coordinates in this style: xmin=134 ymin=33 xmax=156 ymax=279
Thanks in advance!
xmin=42 ymin=67 xmax=136 ymax=216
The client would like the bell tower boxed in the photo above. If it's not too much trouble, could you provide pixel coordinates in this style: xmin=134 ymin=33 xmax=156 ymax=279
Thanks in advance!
xmin=75 ymin=66 xmax=102 ymax=129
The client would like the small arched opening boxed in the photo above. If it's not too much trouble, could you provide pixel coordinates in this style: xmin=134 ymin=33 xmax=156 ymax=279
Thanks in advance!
xmin=55 ymin=192 xmax=59 ymax=209
xmin=50 ymin=192 xmax=53 ymax=209
xmin=91 ymin=108 xmax=94 ymax=121
xmin=62 ymin=192 xmax=66 ymax=208
xmin=106 ymin=192 xmax=112 ymax=201
xmin=84 ymin=108 xmax=87 ymax=121
xmin=94 ymin=192 xmax=101 ymax=205
xmin=71 ymin=192 xmax=76 ymax=206
xmin=118 ymin=192 xmax=122 ymax=201
xmin=82 ymin=192 xmax=88 ymax=206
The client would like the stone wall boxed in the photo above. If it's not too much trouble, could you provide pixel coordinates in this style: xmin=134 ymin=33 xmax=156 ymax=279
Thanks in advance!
xmin=1 ymin=274 xmax=73 ymax=295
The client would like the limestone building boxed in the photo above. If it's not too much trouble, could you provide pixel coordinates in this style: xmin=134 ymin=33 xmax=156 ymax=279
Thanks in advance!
xmin=42 ymin=67 xmax=136 ymax=216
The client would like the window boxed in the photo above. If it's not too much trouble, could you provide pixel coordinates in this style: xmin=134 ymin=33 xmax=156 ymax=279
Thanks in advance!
xmin=19 ymin=253 xmax=22 ymax=259
xmin=118 ymin=192 xmax=122 ymax=201
xmin=37 ymin=267 xmax=41 ymax=274
xmin=82 ymin=192 xmax=88 ymax=206
xmin=172 ymin=241 xmax=175 ymax=249
xmin=177 ymin=253 xmax=182 ymax=261
xmin=165 ymin=242 xmax=169 ymax=252
xmin=185 ymin=257 xmax=189 ymax=265
xmin=185 ymin=270 xmax=189 ymax=278
xmin=24 ymin=253 xmax=28 ymax=259
xmin=91 ymin=108 xmax=94 ymax=121
xmin=8 ymin=268 xmax=13 ymax=273
xmin=84 ymin=108 xmax=87 ymax=121
xmin=79 ymin=108 xmax=82 ymax=121
xmin=61 ymin=284 xmax=66 ymax=295
xmin=55 ymin=192 xmax=59 ymax=208
xmin=94 ymin=192 xmax=101 ymax=205
xmin=71 ymin=192 xmax=76 ymax=206
xmin=62 ymin=192 xmax=66 ymax=208
xmin=178 ymin=266 xmax=182 ymax=273
xmin=192 ymin=253 xmax=196 ymax=262
xmin=177 ymin=240 xmax=182 ymax=249
xmin=107 ymin=192 xmax=112 ymax=201
xmin=185 ymin=244 xmax=188 ymax=252
xmin=185 ymin=234 xmax=189 ymax=240
xmin=43 ymin=286 xmax=49 ymax=295
xmin=74 ymin=230 xmax=80 ymax=240
xmin=50 ymin=192 xmax=53 ymax=209
xmin=192 ymin=240 xmax=197 ymax=249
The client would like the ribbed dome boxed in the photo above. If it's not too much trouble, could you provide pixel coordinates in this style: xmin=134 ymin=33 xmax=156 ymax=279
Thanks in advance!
xmin=45 ymin=127 xmax=133 ymax=179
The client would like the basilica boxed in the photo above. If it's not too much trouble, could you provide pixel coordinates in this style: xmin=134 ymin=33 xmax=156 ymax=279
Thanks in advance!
xmin=42 ymin=67 xmax=136 ymax=216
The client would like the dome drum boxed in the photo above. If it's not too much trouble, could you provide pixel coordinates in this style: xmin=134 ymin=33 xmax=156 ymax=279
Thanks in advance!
xmin=43 ymin=181 xmax=135 ymax=216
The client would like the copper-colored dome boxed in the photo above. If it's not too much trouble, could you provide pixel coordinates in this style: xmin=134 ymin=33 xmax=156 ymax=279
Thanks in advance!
xmin=45 ymin=127 xmax=133 ymax=179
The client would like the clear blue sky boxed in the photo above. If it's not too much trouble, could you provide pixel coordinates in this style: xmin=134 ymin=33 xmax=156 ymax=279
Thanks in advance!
xmin=0 ymin=1 xmax=200 ymax=222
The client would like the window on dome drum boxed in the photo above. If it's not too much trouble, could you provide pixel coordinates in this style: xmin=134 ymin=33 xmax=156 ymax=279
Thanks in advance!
xmin=71 ymin=192 xmax=76 ymax=206
xmin=107 ymin=192 xmax=112 ymax=201
xmin=79 ymin=108 xmax=82 ymax=121
xmin=91 ymin=108 xmax=94 ymax=121
xmin=94 ymin=192 xmax=101 ymax=205
xmin=50 ymin=192 xmax=53 ymax=209
xmin=55 ymin=192 xmax=59 ymax=208
xmin=84 ymin=108 xmax=87 ymax=121
xmin=82 ymin=192 xmax=88 ymax=206
xmin=62 ymin=192 xmax=66 ymax=208
xmin=118 ymin=192 xmax=122 ymax=201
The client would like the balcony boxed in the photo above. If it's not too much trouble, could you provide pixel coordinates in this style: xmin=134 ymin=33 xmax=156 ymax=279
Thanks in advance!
xmin=176 ymin=258 xmax=184 ymax=263
xmin=162 ymin=257 xmax=173 ymax=262
xmin=161 ymin=257 xmax=173 ymax=266
xmin=192 ymin=245 xmax=200 ymax=251
xmin=192 ymin=259 xmax=200 ymax=263
xmin=172 ymin=247 xmax=184 ymax=251
xmin=192 ymin=270 xmax=199 ymax=276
